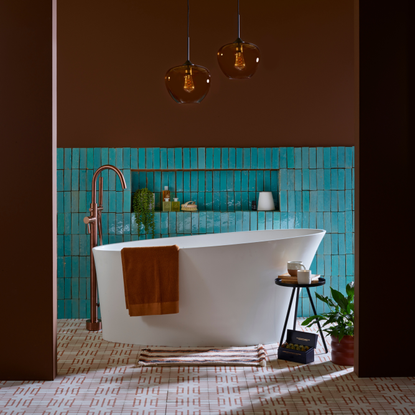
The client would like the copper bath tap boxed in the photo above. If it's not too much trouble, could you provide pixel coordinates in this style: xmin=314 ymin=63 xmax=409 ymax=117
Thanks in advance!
xmin=84 ymin=165 xmax=127 ymax=331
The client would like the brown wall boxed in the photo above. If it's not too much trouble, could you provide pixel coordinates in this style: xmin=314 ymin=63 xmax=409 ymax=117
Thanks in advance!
xmin=58 ymin=0 xmax=354 ymax=148
xmin=0 ymin=1 xmax=56 ymax=380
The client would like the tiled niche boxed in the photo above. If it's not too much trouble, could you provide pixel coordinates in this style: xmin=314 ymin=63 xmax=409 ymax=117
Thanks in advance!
xmin=57 ymin=146 xmax=355 ymax=320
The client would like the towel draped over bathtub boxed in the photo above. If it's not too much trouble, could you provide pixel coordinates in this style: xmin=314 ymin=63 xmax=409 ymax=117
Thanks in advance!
xmin=121 ymin=245 xmax=179 ymax=316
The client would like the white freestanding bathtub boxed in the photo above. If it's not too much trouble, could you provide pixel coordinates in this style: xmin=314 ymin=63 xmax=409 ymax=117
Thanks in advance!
xmin=93 ymin=229 xmax=325 ymax=346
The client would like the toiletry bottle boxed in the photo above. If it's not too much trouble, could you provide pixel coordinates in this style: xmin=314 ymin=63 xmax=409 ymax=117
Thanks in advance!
xmin=171 ymin=197 xmax=180 ymax=212
xmin=162 ymin=186 xmax=170 ymax=201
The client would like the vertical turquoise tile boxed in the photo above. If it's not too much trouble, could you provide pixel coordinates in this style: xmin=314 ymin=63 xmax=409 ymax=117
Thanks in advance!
xmin=249 ymin=171 xmax=256 ymax=191
xmin=57 ymin=214 xmax=64 ymax=234
xmin=272 ymin=148 xmax=279 ymax=169
xmin=279 ymin=148 xmax=287 ymax=168
xmin=339 ymin=255 xmax=346 ymax=276
xmin=241 ymin=171 xmax=248 ymax=191
xmin=79 ymin=148 xmax=87 ymax=169
xmin=174 ymin=148 xmax=183 ymax=169
xmin=161 ymin=212 xmax=168 ymax=234
xmin=122 ymin=148 xmax=130 ymax=168
xmin=324 ymin=234 xmax=331 ymax=254
xmin=64 ymin=169 xmax=71 ymax=191
xmin=345 ymin=190 xmax=352 ymax=211
xmin=295 ymin=191 xmax=302 ymax=211
xmin=176 ymin=171 xmax=183 ymax=192
xmin=205 ymin=171 xmax=212 ymax=192
xmin=169 ymin=171 xmax=176 ymax=192
xmin=64 ymin=192 xmax=71 ymax=212
xmin=64 ymin=148 xmax=72 ymax=169
xmin=317 ymin=169 xmax=324 ymax=189
xmin=316 ymin=148 xmax=324 ymax=168
xmin=338 ymin=191 xmax=345 ymax=211
xmin=153 ymin=212 xmax=160 ymax=234
xmin=146 ymin=171 xmax=154 ymax=192
xmin=138 ymin=148 xmax=145 ymax=169
xmin=301 ymin=147 xmax=309 ymax=169
xmin=250 ymin=212 xmax=258 ymax=230
xmin=345 ymin=147 xmax=353 ymax=168
xmin=116 ymin=191 xmax=123 ymax=212
xmin=294 ymin=148 xmax=301 ymax=168
xmin=63 ymin=235 xmax=71 ymax=256
xmin=190 ymin=148 xmax=198 ymax=169
xmin=167 ymin=148 xmax=174 ymax=169
xmin=234 ymin=192 xmax=241 ymax=210
xmin=152 ymin=148 xmax=160 ymax=169
xmin=191 ymin=171 xmax=198 ymax=192
xmin=169 ymin=212 xmax=176 ymax=234
xmin=331 ymin=191 xmax=338 ymax=211
xmin=159 ymin=148 xmax=166 ymax=169
xmin=287 ymin=170 xmax=295 ymax=190
xmin=323 ymin=148 xmax=331 ymax=168
xmin=317 ymin=191 xmax=324 ymax=211
xmin=258 ymin=211 xmax=265 ymax=230
xmin=71 ymin=213 xmax=79 ymax=235
xmin=191 ymin=212 xmax=198 ymax=233
xmin=236 ymin=211 xmax=243 ymax=231
xmin=331 ymin=170 xmax=339 ymax=190
xmin=265 ymin=212 xmax=273 ymax=229
xmin=220 ymin=192 xmax=227 ymax=211
xmin=280 ymin=212 xmax=288 ymax=229
xmin=71 ymin=170 xmax=79 ymax=191
xmin=214 ymin=148 xmax=221 ymax=169
xmin=115 ymin=148 xmax=123 ymax=169
xmin=295 ymin=212 xmax=302 ymax=228
xmin=130 ymin=214 xmax=138 ymax=235
xmin=71 ymin=148 xmax=79 ymax=169
xmin=302 ymin=212 xmax=309 ymax=228
xmin=338 ymin=169 xmax=345 ymax=190
xmin=183 ymin=171 xmax=190 ymax=192
xmin=213 ymin=212 xmax=221 ymax=233
xmin=263 ymin=170 xmax=270 ymax=191
xmin=213 ymin=192 xmax=220 ymax=211
xmin=234 ymin=171 xmax=241 ymax=191
xmin=257 ymin=148 xmax=265 ymax=169
xmin=199 ymin=211 xmax=207 ymax=233
xmin=206 ymin=211 xmax=214 ymax=233
xmin=176 ymin=212 xmax=184 ymax=233
xmin=332 ymin=234 xmax=339 ymax=255
xmin=124 ymin=191 xmax=131 ymax=213
xmin=161 ymin=171 xmax=168 ymax=190
xmin=243 ymin=212 xmax=250 ymax=231
xmin=302 ymin=191 xmax=310 ymax=212
xmin=64 ymin=213 xmax=72 ymax=234
xmin=236 ymin=148 xmax=243 ymax=168
xmin=257 ymin=170 xmax=264 ymax=191
xmin=229 ymin=148 xmax=236 ymax=168
xmin=345 ymin=233 xmax=354 ymax=254
xmin=288 ymin=191 xmax=295 ymax=212
xmin=243 ymin=148 xmax=250 ymax=168
xmin=337 ymin=147 xmax=345 ymax=168
xmin=57 ymin=170 xmax=64 ymax=191
xmin=324 ymin=170 xmax=331 ymax=189
xmin=338 ymin=212 xmax=345 ymax=234
xmin=280 ymin=169 xmax=287 ymax=191
xmin=131 ymin=148 xmax=138 ymax=169
xmin=294 ymin=170 xmax=302 ymax=190
xmin=222 ymin=148 xmax=229 ymax=169
xmin=250 ymin=148 xmax=257 ymax=169
xmin=241 ymin=192 xmax=249 ymax=210
xmin=346 ymin=255 xmax=354 ymax=276
xmin=309 ymin=191 xmax=317 ymax=212
xmin=197 ymin=171 xmax=205 ymax=192
xmin=302 ymin=169 xmax=310 ymax=190
xmin=279 ymin=191 xmax=287 ymax=212
xmin=57 ymin=148 xmax=64 ymax=169
xmin=198 ymin=192 xmax=205 ymax=210
xmin=331 ymin=212 xmax=338 ymax=233
xmin=108 ymin=213 xmax=115 ymax=234
xmin=264 ymin=147 xmax=272 ymax=169
xmin=309 ymin=169 xmax=317 ymax=190
xmin=309 ymin=212 xmax=316 ymax=228
xmin=206 ymin=148 xmax=213 ymax=169
xmin=108 ymin=148 xmax=116 ymax=167
xmin=220 ymin=171 xmax=227 ymax=191
xmin=116 ymin=213 xmax=124 ymax=234
xmin=205 ymin=192 xmax=213 ymax=210
xmin=145 ymin=148 xmax=153 ymax=169
xmin=196 ymin=148 xmax=204 ymax=169
xmin=330 ymin=147 xmax=338 ymax=168
xmin=345 ymin=211 xmax=353 ymax=232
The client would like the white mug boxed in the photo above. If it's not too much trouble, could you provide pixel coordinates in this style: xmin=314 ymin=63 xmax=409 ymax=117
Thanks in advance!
xmin=297 ymin=270 xmax=312 ymax=284
xmin=287 ymin=260 xmax=306 ymax=276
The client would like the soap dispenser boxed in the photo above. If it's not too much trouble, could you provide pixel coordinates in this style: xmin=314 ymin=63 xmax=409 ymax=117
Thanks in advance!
xmin=162 ymin=186 xmax=171 ymax=211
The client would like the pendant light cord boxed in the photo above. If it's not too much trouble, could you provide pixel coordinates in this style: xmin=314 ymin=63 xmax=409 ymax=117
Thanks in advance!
xmin=237 ymin=0 xmax=241 ymax=38
xmin=187 ymin=0 xmax=190 ymax=61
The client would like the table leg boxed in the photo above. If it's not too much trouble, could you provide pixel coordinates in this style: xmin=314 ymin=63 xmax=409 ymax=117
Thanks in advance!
xmin=279 ymin=288 xmax=296 ymax=346
xmin=306 ymin=287 xmax=328 ymax=354
xmin=293 ymin=287 xmax=300 ymax=330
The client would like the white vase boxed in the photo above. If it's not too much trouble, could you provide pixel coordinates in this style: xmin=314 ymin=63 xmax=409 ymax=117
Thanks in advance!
xmin=257 ymin=192 xmax=275 ymax=211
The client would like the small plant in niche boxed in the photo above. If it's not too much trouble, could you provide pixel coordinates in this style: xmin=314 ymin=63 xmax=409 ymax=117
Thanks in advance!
xmin=132 ymin=188 xmax=155 ymax=238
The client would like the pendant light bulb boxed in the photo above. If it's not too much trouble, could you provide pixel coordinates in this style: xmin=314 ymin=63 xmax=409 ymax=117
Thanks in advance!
xmin=165 ymin=0 xmax=211 ymax=104
xmin=234 ymin=44 xmax=246 ymax=70
xmin=217 ymin=0 xmax=260 ymax=80
xmin=183 ymin=66 xmax=195 ymax=92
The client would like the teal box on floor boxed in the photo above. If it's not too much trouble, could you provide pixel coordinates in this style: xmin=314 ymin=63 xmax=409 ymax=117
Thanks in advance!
xmin=278 ymin=329 xmax=318 ymax=364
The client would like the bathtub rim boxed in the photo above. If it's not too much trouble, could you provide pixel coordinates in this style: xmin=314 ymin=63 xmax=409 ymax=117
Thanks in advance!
xmin=93 ymin=228 xmax=326 ymax=252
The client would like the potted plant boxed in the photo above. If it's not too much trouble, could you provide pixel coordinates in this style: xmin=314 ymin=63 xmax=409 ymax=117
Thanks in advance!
xmin=301 ymin=282 xmax=354 ymax=366
xmin=132 ymin=188 xmax=155 ymax=238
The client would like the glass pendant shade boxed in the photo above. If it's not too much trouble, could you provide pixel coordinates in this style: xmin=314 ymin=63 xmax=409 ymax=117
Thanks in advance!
xmin=165 ymin=60 xmax=211 ymax=104
xmin=217 ymin=38 xmax=260 ymax=80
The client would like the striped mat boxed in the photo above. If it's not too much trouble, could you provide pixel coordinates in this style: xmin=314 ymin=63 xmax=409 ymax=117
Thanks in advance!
xmin=137 ymin=345 xmax=267 ymax=367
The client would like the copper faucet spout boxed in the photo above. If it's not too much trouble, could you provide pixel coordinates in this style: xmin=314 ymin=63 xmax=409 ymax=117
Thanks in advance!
xmin=91 ymin=165 xmax=127 ymax=205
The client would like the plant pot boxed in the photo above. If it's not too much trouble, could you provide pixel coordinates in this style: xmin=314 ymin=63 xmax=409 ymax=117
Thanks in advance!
xmin=331 ymin=335 xmax=354 ymax=366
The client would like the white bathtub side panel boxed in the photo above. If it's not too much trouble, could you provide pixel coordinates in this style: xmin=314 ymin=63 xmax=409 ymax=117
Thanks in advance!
xmin=93 ymin=232 xmax=324 ymax=346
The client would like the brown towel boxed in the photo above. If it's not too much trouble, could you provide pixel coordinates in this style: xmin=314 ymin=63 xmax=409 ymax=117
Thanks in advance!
xmin=121 ymin=245 xmax=179 ymax=316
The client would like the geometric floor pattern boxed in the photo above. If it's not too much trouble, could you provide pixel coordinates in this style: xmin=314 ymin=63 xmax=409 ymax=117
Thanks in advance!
xmin=1 ymin=319 xmax=414 ymax=414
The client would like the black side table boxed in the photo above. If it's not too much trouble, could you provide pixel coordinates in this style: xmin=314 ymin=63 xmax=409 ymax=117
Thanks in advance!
xmin=275 ymin=277 xmax=328 ymax=354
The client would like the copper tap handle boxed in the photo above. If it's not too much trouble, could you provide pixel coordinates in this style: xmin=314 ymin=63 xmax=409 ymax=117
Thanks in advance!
xmin=85 ymin=222 xmax=91 ymax=234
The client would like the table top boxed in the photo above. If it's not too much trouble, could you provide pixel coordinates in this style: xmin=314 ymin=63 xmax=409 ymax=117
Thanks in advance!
xmin=275 ymin=277 xmax=326 ymax=288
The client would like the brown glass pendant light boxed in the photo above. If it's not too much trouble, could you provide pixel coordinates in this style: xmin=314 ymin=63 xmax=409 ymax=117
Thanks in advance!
xmin=165 ymin=0 xmax=211 ymax=104
xmin=217 ymin=0 xmax=260 ymax=80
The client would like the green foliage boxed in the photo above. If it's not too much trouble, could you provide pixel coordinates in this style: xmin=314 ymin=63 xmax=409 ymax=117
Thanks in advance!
xmin=301 ymin=281 xmax=354 ymax=342
xmin=132 ymin=188 xmax=155 ymax=238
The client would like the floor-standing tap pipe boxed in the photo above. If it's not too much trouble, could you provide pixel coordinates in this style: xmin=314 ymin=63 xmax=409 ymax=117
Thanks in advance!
xmin=84 ymin=165 xmax=127 ymax=331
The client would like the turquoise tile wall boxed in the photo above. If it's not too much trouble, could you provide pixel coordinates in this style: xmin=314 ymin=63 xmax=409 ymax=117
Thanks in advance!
xmin=57 ymin=146 xmax=355 ymax=319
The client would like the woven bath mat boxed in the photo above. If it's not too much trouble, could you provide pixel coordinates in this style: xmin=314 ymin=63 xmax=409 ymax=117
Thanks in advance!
xmin=137 ymin=345 xmax=267 ymax=367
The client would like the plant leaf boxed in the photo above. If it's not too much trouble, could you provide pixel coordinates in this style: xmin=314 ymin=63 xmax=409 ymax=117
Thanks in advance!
xmin=331 ymin=288 xmax=349 ymax=312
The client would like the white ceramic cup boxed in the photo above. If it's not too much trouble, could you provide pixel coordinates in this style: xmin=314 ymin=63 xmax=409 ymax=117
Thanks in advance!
xmin=257 ymin=192 xmax=275 ymax=211
xmin=287 ymin=260 xmax=306 ymax=276
xmin=297 ymin=269 xmax=312 ymax=284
